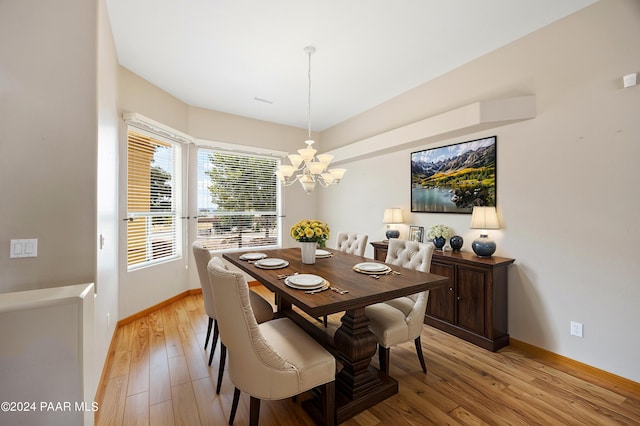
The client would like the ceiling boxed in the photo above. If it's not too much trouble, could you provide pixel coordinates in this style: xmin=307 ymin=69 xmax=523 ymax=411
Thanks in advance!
xmin=106 ymin=0 xmax=597 ymax=131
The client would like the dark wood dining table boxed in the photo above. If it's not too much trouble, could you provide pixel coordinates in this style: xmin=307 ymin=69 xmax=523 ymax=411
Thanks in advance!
xmin=224 ymin=247 xmax=447 ymax=424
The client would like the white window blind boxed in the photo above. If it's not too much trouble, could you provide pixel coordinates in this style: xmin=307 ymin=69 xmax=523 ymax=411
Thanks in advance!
xmin=196 ymin=148 xmax=280 ymax=250
xmin=126 ymin=129 xmax=182 ymax=269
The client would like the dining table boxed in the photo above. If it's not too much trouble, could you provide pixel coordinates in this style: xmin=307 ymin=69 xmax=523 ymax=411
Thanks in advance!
xmin=223 ymin=247 xmax=448 ymax=424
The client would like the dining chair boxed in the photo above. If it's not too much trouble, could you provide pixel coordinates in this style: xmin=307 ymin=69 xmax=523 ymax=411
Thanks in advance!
xmin=335 ymin=232 xmax=368 ymax=257
xmin=192 ymin=242 xmax=274 ymax=392
xmin=364 ymin=238 xmax=434 ymax=374
xmin=207 ymin=258 xmax=336 ymax=426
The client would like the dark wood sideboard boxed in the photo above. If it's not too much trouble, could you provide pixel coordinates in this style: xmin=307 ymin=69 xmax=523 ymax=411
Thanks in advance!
xmin=371 ymin=241 xmax=515 ymax=351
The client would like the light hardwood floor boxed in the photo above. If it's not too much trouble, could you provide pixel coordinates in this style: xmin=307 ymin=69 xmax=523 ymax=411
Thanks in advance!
xmin=96 ymin=287 xmax=640 ymax=425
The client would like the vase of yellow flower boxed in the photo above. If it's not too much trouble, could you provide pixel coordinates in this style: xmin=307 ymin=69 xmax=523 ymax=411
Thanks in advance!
xmin=290 ymin=220 xmax=330 ymax=264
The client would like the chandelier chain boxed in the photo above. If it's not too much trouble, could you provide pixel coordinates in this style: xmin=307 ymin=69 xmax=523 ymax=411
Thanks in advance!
xmin=307 ymin=48 xmax=312 ymax=139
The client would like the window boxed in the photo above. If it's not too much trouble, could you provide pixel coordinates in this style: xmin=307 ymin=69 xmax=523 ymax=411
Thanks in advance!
xmin=126 ymin=128 xmax=182 ymax=269
xmin=196 ymin=148 xmax=280 ymax=251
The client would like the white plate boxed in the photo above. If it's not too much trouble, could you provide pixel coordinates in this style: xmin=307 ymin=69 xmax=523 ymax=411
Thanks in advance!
xmin=254 ymin=259 xmax=289 ymax=269
xmin=284 ymin=278 xmax=326 ymax=290
xmin=315 ymin=249 xmax=332 ymax=257
xmin=239 ymin=252 xmax=267 ymax=260
xmin=355 ymin=262 xmax=388 ymax=272
xmin=256 ymin=258 xmax=285 ymax=267
xmin=287 ymin=274 xmax=324 ymax=287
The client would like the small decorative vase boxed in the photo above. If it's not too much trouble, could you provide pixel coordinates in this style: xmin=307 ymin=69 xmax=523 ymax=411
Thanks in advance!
xmin=450 ymin=235 xmax=464 ymax=252
xmin=433 ymin=236 xmax=446 ymax=250
xmin=300 ymin=242 xmax=317 ymax=264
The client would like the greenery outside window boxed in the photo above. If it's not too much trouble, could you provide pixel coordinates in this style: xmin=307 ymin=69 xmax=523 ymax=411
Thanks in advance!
xmin=126 ymin=128 xmax=182 ymax=270
xmin=196 ymin=148 xmax=280 ymax=251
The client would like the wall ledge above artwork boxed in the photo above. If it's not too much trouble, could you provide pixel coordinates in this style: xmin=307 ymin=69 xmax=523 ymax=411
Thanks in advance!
xmin=326 ymin=95 xmax=536 ymax=165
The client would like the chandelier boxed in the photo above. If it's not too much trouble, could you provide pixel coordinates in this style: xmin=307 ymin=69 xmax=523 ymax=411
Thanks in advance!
xmin=276 ymin=46 xmax=346 ymax=194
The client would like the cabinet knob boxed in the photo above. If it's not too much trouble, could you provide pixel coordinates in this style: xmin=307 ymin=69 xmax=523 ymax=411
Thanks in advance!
xmin=449 ymin=287 xmax=454 ymax=292
xmin=457 ymin=297 xmax=461 ymax=301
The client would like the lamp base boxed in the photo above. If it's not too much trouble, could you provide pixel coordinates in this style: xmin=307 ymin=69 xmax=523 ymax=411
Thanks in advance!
xmin=385 ymin=229 xmax=400 ymax=239
xmin=472 ymin=235 xmax=496 ymax=257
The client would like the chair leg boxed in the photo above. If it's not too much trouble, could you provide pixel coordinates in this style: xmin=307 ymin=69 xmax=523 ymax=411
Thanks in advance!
xmin=229 ymin=387 xmax=240 ymax=425
xmin=216 ymin=343 xmax=227 ymax=394
xmin=378 ymin=344 xmax=390 ymax=375
xmin=204 ymin=317 xmax=213 ymax=350
xmin=323 ymin=380 xmax=336 ymax=426
xmin=414 ymin=336 xmax=427 ymax=373
xmin=249 ymin=396 xmax=261 ymax=426
xmin=208 ymin=320 xmax=219 ymax=366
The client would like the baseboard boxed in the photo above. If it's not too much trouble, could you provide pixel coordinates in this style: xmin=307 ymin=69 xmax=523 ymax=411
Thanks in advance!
xmin=509 ymin=338 xmax=640 ymax=393
xmin=116 ymin=281 xmax=259 ymax=327
xmin=94 ymin=326 xmax=118 ymax=409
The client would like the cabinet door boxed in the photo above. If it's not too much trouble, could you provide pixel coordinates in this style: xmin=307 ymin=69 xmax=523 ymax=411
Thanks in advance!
xmin=426 ymin=261 xmax=456 ymax=323
xmin=456 ymin=266 xmax=486 ymax=335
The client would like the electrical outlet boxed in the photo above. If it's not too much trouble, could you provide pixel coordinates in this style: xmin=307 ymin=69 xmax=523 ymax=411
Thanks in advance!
xmin=570 ymin=321 xmax=583 ymax=337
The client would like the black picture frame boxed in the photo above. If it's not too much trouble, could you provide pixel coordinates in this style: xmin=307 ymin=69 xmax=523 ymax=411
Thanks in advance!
xmin=411 ymin=136 xmax=497 ymax=214
xmin=409 ymin=226 xmax=424 ymax=242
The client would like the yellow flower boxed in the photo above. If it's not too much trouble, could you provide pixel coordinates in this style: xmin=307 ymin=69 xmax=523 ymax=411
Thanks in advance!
xmin=290 ymin=219 xmax=330 ymax=247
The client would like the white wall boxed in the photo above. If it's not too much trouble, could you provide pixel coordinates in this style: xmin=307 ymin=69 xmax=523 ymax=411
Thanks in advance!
xmin=0 ymin=0 xmax=121 ymax=418
xmin=96 ymin=0 xmax=121 ymax=383
xmin=0 ymin=0 xmax=97 ymax=292
xmin=116 ymin=70 xmax=319 ymax=318
xmin=0 ymin=284 xmax=95 ymax=426
xmin=319 ymin=0 xmax=640 ymax=382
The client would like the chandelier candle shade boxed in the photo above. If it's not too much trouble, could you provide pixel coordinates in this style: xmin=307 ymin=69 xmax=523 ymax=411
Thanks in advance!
xmin=276 ymin=46 xmax=346 ymax=194
xmin=470 ymin=206 xmax=500 ymax=257
xmin=382 ymin=208 xmax=403 ymax=239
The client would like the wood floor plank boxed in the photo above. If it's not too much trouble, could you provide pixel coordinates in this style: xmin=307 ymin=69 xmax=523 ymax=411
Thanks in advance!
xmin=96 ymin=375 xmax=128 ymax=426
xmin=96 ymin=288 xmax=640 ymax=426
xmin=126 ymin=318 xmax=150 ymax=396
xmin=170 ymin=382 xmax=202 ymax=426
xmin=160 ymin=306 xmax=184 ymax=359
xmin=149 ymin=400 xmax=175 ymax=426
xmin=148 ymin=311 xmax=171 ymax=405
xmin=123 ymin=391 xmax=149 ymax=426
xmin=168 ymin=356 xmax=191 ymax=387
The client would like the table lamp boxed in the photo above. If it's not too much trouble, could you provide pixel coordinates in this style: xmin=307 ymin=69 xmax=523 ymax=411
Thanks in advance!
xmin=470 ymin=206 xmax=500 ymax=257
xmin=382 ymin=208 xmax=403 ymax=240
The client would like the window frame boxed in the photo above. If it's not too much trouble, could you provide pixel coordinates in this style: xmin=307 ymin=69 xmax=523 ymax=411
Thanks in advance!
xmin=125 ymin=125 xmax=184 ymax=271
xmin=195 ymin=145 xmax=282 ymax=252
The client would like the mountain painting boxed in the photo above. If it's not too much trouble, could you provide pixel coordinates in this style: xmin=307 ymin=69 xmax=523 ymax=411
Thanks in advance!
xmin=411 ymin=136 xmax=496 ymax=213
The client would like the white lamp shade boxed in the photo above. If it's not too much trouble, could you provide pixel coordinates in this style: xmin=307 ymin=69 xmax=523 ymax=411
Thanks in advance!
xmin=470 ymin=206 xmax=500 ymax=229
xmin=321 ymin=172 xmax=334 ymax=184
xmin=298 ymin=147 xmax=317 ymax=161
xmin=287 ymin=154 xmax=303 ymax=168
xmin=329 ymin=168 xmax=346 ymax=180
xmin=299 ymin=174 xmax=316 ymax=194
xmin=307 ymin=161 xmax=326 ymax=175
xmin=278 ymin=164 xmax=296 ymax=178
xmin=382 ymin=208 xmax=403 ymax=224
xmin=316 ymin=153 xmax=333 ymax=167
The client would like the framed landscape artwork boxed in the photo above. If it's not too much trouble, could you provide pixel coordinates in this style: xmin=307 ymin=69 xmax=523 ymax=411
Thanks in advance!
xmin=411 ymin=136 xmax=497 ymax=214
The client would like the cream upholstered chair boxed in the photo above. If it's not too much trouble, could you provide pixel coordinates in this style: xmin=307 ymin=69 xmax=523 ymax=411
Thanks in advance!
xmin=192 ymin=242 xmax=274 ymax=392
xmin=364 ymin=239 xmax=434 ymax=374
xmin=207 ymin=259 xmax=336 ymax=426
xmin=335 ymin=232 xmax=368 ymax=257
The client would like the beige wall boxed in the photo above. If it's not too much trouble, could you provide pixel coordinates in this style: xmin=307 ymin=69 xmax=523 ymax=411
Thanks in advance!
xmin=319 ymin=0 xmax=640 ymax=382
xmin=1 ymin=0 xmax=120 ymax=410
xmin=116 ymin=67 xmax=320 ymax=318
xmin=0 ymin=0 xmax=97 ymax=293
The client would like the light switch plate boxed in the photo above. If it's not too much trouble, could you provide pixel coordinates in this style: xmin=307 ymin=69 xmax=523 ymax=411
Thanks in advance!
xmin=10 ymin=239 xmax=38 ymax=258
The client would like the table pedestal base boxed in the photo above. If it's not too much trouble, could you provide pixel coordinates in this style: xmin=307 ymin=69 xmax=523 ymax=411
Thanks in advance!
xmin=301 ymin=308 xmax=399 ymax=424
xmin=303 ymin=368 xmax=397 ymax=424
